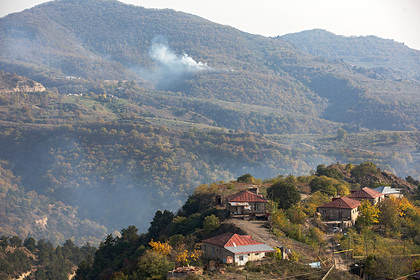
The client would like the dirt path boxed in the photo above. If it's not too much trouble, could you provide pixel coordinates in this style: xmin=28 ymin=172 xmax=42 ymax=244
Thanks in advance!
xmin=227 ymin=218 xmax=282 ymax=249
xmin=323 ymin=233 xmax=349 ymax=271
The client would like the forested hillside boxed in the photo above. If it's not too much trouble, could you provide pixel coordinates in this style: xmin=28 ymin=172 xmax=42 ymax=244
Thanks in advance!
xmin=1 ymin=0 xmax=419 ymax=131
xmin=281 ymin=29 xmax=420 ymax=81
xmin=0 ymin=0 xmax=419 ymax=250
xmin=2 ymin=162 xmax=418 ymax=280
xmin=73 ymin=163 xmax=420 ymax=280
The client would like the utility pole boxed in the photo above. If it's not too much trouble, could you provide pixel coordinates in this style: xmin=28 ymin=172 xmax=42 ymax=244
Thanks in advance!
xmin=348 ymin=234 xmax=351 ymax=271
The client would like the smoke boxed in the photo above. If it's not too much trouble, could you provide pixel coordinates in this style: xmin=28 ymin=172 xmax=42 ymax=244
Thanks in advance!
xmin=140 ymin=37 xmax=210 ymax=90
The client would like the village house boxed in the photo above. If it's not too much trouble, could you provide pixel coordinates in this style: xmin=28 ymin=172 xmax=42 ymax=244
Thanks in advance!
xmin=347 ymin=187 xmax=384 ymax=205
xmin=225 ymin=190 xmax=268 ymax=218
xmin=373 ymin=186 xmax=403 ymax=198
xmin=318 ymin=197 xmax=361 ymax=228
xmin=201 ymin=232 xmax=275 ymax=266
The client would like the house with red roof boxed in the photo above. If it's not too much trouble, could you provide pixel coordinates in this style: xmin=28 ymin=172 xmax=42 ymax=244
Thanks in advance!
xmin=201 ymin=232 xmax=275 ymax=266
xmin=347 ymin=187 xmax=384 ymax=205
xmin=318 ymin=197 xmax=361 ymax=226
xmin=225 ymin=190 xmax=268 ymax=217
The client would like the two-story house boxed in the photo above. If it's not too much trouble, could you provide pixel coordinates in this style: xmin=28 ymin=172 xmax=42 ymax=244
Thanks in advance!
xmin=317 ymin=197 xmax=361 ymax=227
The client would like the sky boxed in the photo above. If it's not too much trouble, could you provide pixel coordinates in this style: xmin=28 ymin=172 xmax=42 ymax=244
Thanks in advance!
xmin=1 ymin=0 xmax=420 ymax=50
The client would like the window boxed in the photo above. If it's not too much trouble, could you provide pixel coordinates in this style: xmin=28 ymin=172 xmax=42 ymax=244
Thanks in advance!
xmin=239 ymin=256 xmax=244 ymax=261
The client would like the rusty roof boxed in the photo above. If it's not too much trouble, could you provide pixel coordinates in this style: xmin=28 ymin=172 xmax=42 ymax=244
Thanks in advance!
xmin=202 ymin=232 xmax=264 ymax=247
xmin=226 ymin=190 xmax=268 ymax=203
xmin=318 ymin=197 xmax=361 ymax=209
xmin=348 ymin=187 xmax=384 ymax=199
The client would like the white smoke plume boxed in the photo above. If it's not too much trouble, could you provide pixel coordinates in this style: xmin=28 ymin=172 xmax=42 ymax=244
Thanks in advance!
xmin=149 ymin=43 xmax=209 ymax=73
xmin=140 ymin=36 xmax=210 ymax=90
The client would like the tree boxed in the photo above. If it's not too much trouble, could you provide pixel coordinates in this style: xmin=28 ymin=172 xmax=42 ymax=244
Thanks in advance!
xmin=23 ymin=237 xmax=36 ymax=252
xmin=9 ymin=236 xmax=22 ymax=247
xmin=391 ymin=132 xmax=401 ymax=143
xmin=337 ymin=128 xmax=347 ymax=141
xmin=357 ymin=200 xmax=379 ymax=227
xmin=309 ymin=176 xmax=347 ymax=196
xmin=378 ymin=199 xmax=399 ymax=233
xmin=237 ymin=173 xmax=254 ymax=183
xmin=316 ymin=164 xmax=343 ymax=179
xmin=135 ymin=250 xmax=175 ymax=280
xmin=267 ymin=179 xmax=301 ymax=209
xmin=120 ymin=225 xmax=139 ymax=243
xmin=351 ymin=162 xmax=379 ymax=179
xmin=148 ymin=210 xmax=174 ymax=239
xmin=203 ymin=214 xmax=220 ymax=233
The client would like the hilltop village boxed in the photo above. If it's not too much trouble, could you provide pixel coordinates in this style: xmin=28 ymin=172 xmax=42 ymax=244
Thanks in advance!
xmin=71 ymin=163 xmax=419 ymax=279
xmin=2 ymin=162 xmax=420 ymax=280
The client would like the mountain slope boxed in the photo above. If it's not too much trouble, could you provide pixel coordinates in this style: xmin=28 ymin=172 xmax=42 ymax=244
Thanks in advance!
xmin=1 ymin=0 xmax=419 ymax=130
xmin=281 ymin=29 xmax=420 ymax=81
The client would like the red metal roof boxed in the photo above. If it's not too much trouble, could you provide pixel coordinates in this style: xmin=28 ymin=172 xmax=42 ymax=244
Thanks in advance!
xmin=348 ymin=187 xmax=384 ymax=199
xmin=226 ymin=190 xmax=268 ymax=203
xmin=201 ymin=232 xmax=263 ymax=247
xmin=318 ymin=197 xmax=361 ymax=209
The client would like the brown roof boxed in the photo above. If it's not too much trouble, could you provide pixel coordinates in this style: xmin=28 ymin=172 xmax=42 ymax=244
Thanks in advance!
xmin=201 ymin=232 xmax=263 ymax=247
xmin=226 ymin=190 xmax=268 ymax=203
xmin=348 ymin=187 xmax=384 ymax=199
xmin=318 ymin=197 xmax=361 ymax=209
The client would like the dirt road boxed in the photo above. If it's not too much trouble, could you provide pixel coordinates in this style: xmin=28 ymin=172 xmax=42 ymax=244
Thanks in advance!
xmin=323 ymin=233 xmax=349 ymax=271
xmin=227 ymin=218 xmax=282 ymax=248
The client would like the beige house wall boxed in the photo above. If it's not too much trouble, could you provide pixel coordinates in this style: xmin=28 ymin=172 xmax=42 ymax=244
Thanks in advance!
xmin=247 ymin=252 xmax=266 ymax=262
xmin=318 ymin=207 xmax=359 ymax=223
xmin=226 ymin=201 xmax=267 ymax=216
xmin=201 ymin=243 xmax=234 ymax=262
xmin=351 ymin=196 xmax=384 ymax=205
xmin=201 ymin=243 xmax=267 ymax=266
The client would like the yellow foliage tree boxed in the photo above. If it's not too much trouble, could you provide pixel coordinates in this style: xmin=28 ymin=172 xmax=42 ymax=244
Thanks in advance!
xmin=172 ymin=243 xmax=202 ymax=266
xmin=390 ymin=196 xmax=412 ymax=216
xmin=149 ymin=239 xmax=172 ymax=256
xmin=357 ymin=200 xmax=379 ymax=227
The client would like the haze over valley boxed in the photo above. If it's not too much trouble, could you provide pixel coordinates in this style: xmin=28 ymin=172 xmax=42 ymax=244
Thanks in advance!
xmin=0 ymin=0 xmax=419 ymax=248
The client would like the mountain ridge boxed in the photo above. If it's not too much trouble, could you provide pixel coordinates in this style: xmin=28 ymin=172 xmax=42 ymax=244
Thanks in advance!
xmin=281 ymin=29 xmax=420 ymax=81
xmin=1 ymin=0 xmax=419 ymax=131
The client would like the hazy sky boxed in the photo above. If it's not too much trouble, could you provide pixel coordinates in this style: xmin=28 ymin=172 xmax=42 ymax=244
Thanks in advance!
xmin=1 ymin=0 xmax=420 ymax=50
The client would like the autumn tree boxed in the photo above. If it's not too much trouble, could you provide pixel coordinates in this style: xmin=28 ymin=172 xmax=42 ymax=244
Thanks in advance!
xmin=357 ymin=200 xmax=379 ymax=228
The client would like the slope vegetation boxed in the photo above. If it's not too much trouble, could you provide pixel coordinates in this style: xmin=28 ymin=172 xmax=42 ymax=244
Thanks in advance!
xmin=0 ymin=0 xmax=419 ymax=130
